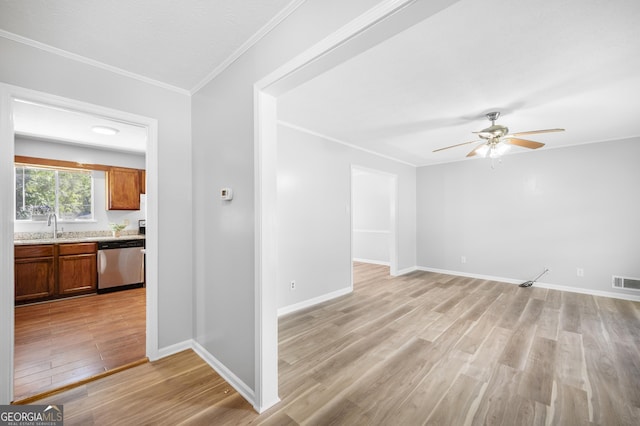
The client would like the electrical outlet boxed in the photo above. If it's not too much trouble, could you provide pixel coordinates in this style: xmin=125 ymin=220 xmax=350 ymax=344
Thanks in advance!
xmin=461 ymin=256 xmax=466 ymax=264
xmin=576 ymin=268 xmax=584 ymax=277
xmin=290 ymin=280 xmax=296 ymax=290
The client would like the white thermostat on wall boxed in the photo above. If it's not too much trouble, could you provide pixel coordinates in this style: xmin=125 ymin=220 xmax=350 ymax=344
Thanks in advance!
xmin=220 ymin=188 xmax=233 ymax=201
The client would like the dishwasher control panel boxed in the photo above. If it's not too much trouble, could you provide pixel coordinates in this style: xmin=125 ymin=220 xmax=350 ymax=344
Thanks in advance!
xmin=97 ymin=239 xmax=145 ymax=250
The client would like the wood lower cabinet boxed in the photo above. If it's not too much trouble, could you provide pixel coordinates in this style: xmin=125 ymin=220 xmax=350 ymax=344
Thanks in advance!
xmin=15 ymin=242 xmax=97 ymax=304
xmin=58 ymin=243 xmax=97 ymax=296
xmin=15 ymin=245 xmax=55 ymax=303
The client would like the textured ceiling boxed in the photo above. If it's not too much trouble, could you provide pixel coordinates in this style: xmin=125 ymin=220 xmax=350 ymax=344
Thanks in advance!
xmin=0 ymin=0 xmax=296 ymax=91
xmin=279 ymin=0 xmax=640 ymax=166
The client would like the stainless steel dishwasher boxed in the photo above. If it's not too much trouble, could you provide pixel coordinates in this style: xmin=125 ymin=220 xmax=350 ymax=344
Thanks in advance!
xmin=97 ymin=239 xmax=145 ymax=292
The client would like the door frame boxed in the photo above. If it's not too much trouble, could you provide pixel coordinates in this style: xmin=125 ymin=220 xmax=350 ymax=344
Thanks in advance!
xmin=350 ymin=165 xmax=399 ymax=277
xmin=252 ymin=0 xmax=429 ymax=412
xmin=0 ymin=83 xmax=159 ymax=403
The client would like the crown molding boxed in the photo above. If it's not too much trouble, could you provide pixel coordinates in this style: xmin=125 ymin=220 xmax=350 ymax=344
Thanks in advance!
xmin=0 ymin=29 xmax=190 ymax=96
xmin=278 ymin=120 xmax=417 ymax=167
xmin=190 ymin=0 xmax=307 ymax=94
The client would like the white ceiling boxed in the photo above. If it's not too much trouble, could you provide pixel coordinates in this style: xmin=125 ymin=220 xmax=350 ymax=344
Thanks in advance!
xmin=279 ymin=0 xmax=640 ymax=166
xmin=1 ymin=0 xmax=298 ymax=152
xmin=13 ymin=99 xmax=147 ymax=154
xmin=2 ymin=0 xmax=639 ymax=166
xmin=0 ymin=0 xmax=296 ymax=92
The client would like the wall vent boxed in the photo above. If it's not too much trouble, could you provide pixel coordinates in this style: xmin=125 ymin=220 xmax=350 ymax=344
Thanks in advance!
xmin=612 ymin=275 xmax=640 ymax=291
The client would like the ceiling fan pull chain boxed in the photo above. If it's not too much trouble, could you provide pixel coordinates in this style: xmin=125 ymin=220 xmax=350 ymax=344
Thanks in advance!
xmin=490 ymin=154 xmax=503 ymax=170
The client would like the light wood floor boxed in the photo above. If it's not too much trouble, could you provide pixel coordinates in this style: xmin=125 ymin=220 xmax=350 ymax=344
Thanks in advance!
xmin=14 ymin=288 xmax=146 ymax=401
xmin=34 ymin=263 xmax=640 ymax=425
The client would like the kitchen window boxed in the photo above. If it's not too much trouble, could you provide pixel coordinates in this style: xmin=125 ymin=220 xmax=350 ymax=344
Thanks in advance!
xmin=15 ymin=164 xmax=94 ymax=221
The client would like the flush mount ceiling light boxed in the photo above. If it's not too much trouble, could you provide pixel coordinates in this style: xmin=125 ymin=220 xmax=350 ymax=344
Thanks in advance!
xmin=91 ymin=125 xmax=120 ymax=135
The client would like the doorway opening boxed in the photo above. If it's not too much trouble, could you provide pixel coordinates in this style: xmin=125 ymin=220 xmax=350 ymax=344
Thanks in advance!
xmin=253 ymin=0 xmax=439 ymax=411
xmin=351 ymin=165 xmax=398 ymax=279
xmin=0 ymin=85 xmax=159 ymax=403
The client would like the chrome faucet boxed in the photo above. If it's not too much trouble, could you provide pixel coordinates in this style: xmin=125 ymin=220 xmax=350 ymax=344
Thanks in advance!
xmin=47 ymin=213 xmax=58 ymax=240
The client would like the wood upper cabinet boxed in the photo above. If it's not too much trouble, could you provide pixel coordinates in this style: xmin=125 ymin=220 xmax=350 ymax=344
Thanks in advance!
xmin=58 ymin=243 xmax=97 ymax=296
xmin=140 ymin=170 xmax=146 ymax=194
xmin=15 ymin=245 xmax=55 ymax=303
xmin=106 ymin=167 xmax=140 ymax=210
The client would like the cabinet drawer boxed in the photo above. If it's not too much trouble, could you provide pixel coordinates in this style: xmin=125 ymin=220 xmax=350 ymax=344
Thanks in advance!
xmin=15 ymin=245 xmax=54 ymax=259
xmin=58 ymin=242 xmax=97 ymax=256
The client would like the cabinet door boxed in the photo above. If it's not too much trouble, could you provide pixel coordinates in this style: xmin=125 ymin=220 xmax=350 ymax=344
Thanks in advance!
xmin=106 ymin=167 xmax=140 ymax=210
xmin=140 ymin=169 xmax=146 ymax=194
xmin=15 ymin=257 xmax=55 ymax=302
xmin=58 ymin=253 xmax=97 ymax=295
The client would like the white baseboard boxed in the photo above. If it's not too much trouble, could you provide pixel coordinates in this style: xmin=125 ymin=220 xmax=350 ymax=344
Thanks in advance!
xmin=255 ymin=396 xmax=281 ymax=414
xmin=191 ymin=340 xmax=256 ymax=407
xmin=278 ymin=287 xmax=352 ymax=317
xmin=353 ymin=259 xmax=417 ymax=277
xmin=157 ymin=339 xmax=193 ymax=359
xmin=529 ymin=280 xmax=640 ymax=301
xmin=417 ymin=266 xmax=522 ymax=285
xmin=416 ymin=266 xmax=640 ymax=302
xmin=353 ymin=258 xmax=390 ymax=266
xmin=274 ymin=265 xmax=438 ymax=319
xmin=155 ymin=339 xmax=256 ymax=409
xmin=394 ymin=266 xmax=418 ymax=276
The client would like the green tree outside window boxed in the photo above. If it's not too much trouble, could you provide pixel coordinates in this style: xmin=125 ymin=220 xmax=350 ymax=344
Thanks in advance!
xmin=15 ymin=165 xmax=93 ymax=221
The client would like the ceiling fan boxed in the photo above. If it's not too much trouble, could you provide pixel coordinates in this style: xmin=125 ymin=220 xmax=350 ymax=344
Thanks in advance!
xmin=433 ymin=111 xmax=564 ymax=158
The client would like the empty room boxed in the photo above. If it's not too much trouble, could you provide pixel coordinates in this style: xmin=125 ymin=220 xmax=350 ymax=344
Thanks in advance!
xmin=1 ymin=0 xmax=639 ymax=424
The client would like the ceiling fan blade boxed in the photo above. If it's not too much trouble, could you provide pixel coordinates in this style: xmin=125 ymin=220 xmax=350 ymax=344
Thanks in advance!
xmin=510 ymin=128 xmax=564 ymax=137
xmin=466 ymin=143 xmax=485 ymax=157
xmin=433 ymin=139 xmax=480 ymax=153
xmin=504 ymin=138 xmax=545 ymax=149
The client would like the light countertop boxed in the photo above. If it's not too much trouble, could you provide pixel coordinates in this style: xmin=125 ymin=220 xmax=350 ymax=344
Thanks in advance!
xmin=15 ymin=234 xmax=146 ymax=246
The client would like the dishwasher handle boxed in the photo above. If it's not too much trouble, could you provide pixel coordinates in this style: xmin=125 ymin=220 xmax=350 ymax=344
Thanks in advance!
xmin=97 ymin=250 xmax=107 ymax=274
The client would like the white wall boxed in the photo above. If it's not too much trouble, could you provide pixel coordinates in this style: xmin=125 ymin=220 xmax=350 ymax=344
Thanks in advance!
xmin=277 ymin=124 xmax=415 ymax=310
xmin=14 ymin=136 xmax=146 ymax=234
xmin=0 ymin=36 xmax=192 ymax=350
xmin=191 ymin=0 xmax=405 ymax=392
xmin=416 ymin=137 xmax=640 ymax=297
xmin=352 ymin=168 xmax=393 ymax=264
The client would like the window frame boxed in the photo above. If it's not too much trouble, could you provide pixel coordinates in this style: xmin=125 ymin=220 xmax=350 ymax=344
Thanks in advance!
xmin=14 ymin=162 xmax=95 ymax=222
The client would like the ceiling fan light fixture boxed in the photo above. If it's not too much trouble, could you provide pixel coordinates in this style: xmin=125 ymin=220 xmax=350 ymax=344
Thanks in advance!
xmin=474 ymin=141 xmax=510 ymax=160
xmin=491 ymin=142 xmax=510 ymax=158
xmin=475 ymin=145 xmax=490 ymax=158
